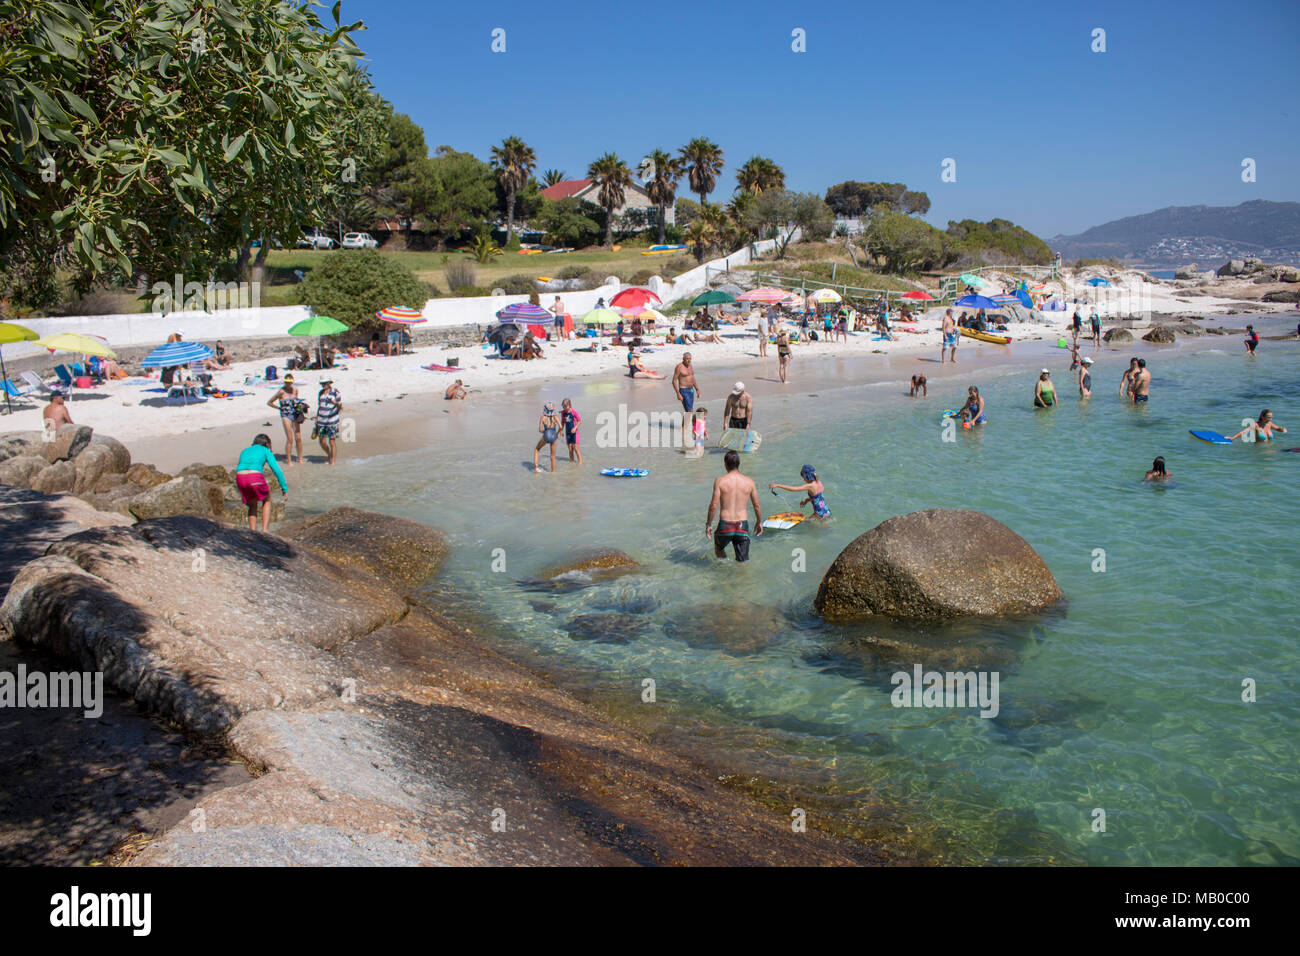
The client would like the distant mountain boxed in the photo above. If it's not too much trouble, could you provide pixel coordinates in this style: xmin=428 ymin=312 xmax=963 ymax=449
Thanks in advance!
xmin=1051 ymin=200 xmax=1300 ymax=266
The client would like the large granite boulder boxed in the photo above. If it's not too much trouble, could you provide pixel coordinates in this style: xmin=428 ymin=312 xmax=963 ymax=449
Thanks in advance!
xmin=1262 ymin=289 xmax=1300 ymax=303
xmin=0 ymin=485 xmax=132 ymax=593
xmin=1 ymin=515 xmax=408 ymax=733
xmin=1274 ymin=265 xmax=1300 ymax=282
xmin=1103 ymin=327 xmax=1133 ymax=344
xmin=1217 ymin=259 xmax=1245 ymax=277
xmin=179 ymin=463 xmax=235 ymax=486
xmin=125 ymin=462 xmax=173 ymax=488
xmin=1142 ymin=325 xmax=1177 ymax=344
xmin=0 ymin=432 xmax=42 ymax=463
xmin=127 ymin=475 xmax=226 ymax=520
xmin=1173 ymin=264 xmax=1198 ymax=280
xmin=86 ymin=434 xmax=131 ymax=474
xmin=814 ymin=509 xmax=1063 ymax=622
xmin=0 ymin=455 xmax=48 ymax=488
xmin=279 ymin=507 xmax=447 ymax=593
xmin=30 ymin=459 xmax=77 ymax=494
xmin=40 ymin=424 xmax=94 ymax=464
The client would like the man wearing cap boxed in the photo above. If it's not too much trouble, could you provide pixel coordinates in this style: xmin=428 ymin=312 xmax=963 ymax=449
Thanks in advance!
xmin=1078 ymin=356 xmax=1094 ymax=399
xmin=42 ymin=390 xmax=73 ymax=430
xmin=723 ymin=382 xmax=753 ymax=432
xmin=671 ymin=352 xmax=698 ymax=447
xmin=315 ymin=379 xmax=342 ymax=465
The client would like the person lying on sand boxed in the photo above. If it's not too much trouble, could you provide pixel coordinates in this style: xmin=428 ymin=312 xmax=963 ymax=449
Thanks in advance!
xmin=666 ymin=327 xmax=694 ymax=345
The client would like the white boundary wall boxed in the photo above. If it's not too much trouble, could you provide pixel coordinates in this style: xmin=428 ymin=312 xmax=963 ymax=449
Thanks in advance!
xmin=5 ymin=229 xmax=798 ymax=355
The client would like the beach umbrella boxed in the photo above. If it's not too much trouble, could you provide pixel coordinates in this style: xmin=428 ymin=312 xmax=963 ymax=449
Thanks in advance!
xmin=609 ymin=287 xmax=661 ymax=308
xmin=807 ymin=288 xmax=842 ymax=303
xmin=288 ymin=315 xmax=348 ymax=368
xmin=690 ymin=290 xmax=736 ymax=307
xmin=1086 ymin=278 xmax=1111 ymax=287
xmin=959 ymin=273 xmax=988 ymax=288
xmin=0 ymin=321 xmax=37 ymax=414
xmin=1014 ymin=289 xmax=1035 ymax=309
xmin=737 ymin=287 xmax=795 ymax=303
xmin=901 ymin=290 xmax=936 ymax=301
xmin=375 ymin=305 xmax=426 ymax=323
xmin=954 ymin=294 xmax=1003 ymax=310
xmin=581 ymin=308 xmax=623 ymax=326
xmin=36 ymin=332 xmax=118 ymax=358
xmin=496 ymin=302 xmax=551 ymax=323
xmin=140 ymin=340 xmax=213 ymax=368
xmin=990 ymin=294 xmax=1021 ymax=306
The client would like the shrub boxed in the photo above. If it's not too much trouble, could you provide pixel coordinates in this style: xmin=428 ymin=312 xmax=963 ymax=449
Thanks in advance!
xmin=498 ymin=274 xmax=537 ymax=295
xmin=557 ymin=265 xmax=588 ymax=280
xmin=452 ymin=285 xmax=491 ymax=297
xmin=297 ymin=250 xmax=432 ymax=333
xmin=443 ymin=259 xmax=477 ymax=290
xmin=664 ymin=256 xmax=696 ymax=276
xmin=629 ymin=269 xmax=656 ymax=285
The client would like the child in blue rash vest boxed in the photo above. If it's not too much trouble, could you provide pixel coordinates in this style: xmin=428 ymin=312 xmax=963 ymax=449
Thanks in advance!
xmin=234 ymin=434 xmax=288 ymax=532
xmin=769 ymin=465 xmax=831 ymax=518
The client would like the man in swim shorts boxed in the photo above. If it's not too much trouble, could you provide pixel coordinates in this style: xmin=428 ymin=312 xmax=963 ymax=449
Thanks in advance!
xmin=672 ymin=352 xmax=698 ymax=447
xmin=706 ymin=449 xmax=763 ymax=562
xmin=942 ymin=309 xmax=957 ymax=364
xmin=723 ymin=382 xmax=753 ymax=430
xmin=1130 ymin=358 xmax=1150 ymax=403
xmin=551 ymin=296 xmax=567 ymax=340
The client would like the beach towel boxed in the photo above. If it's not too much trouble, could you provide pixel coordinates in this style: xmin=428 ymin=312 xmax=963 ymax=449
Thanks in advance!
xmin=422 ymin=363 xmax=459 ymax=372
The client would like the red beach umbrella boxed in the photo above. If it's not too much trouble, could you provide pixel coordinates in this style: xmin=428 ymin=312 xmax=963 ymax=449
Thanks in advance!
xmin=609 ymin=287 xmax=661 ymax=309
xmin=901 ymin=290 xmax=936 ymax=301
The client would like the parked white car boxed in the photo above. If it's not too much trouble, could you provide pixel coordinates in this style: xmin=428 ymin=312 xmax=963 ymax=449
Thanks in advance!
xmin=342 ymin=232 xmax=378 ymax=249
xmin=296 ymin=232 xmax=336 ymax=250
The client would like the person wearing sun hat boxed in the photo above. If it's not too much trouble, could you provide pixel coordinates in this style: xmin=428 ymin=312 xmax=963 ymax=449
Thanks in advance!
xmin=723 ymin=381 xmax=753 ymax=431
xmin=1078 ymin=356 xmax=1094 ymax=399
xmin=315 ymin=378 xmax=342 ymax=465
xmin=1034 ymin=368 xmax=1056 ymax=408
xmin=533 ymin=401 xmax=561 ymax=473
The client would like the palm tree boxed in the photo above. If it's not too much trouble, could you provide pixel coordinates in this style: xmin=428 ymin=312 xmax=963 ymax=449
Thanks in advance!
xmin=639 ymin=149 xmax=682 ymax=245
xmin=542 ymin=168 xmax=566 ymax=187
xmin=587 ymin=152 xmax=632 ymax=248
xmin=491 ymin=136 xmax=537 ymax=245
xmin=679 ymin=137 xmax=724 ymax=206
xmin=735 ymin=156 xmax=785 ymax=195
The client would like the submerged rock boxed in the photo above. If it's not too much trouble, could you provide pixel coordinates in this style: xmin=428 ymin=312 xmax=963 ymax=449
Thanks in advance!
xmin=540 ymin=548 xmax=639 ymax=580
xmin=1142 ymin=325 xmax=1177 ymax=344
xmin=1103 ymin=328 xmax=1133 ymax=344
xmin=278 ymin=506 xmax=447 ymax=593
xmin=814 ymin=509 xmax=1063 ymax=622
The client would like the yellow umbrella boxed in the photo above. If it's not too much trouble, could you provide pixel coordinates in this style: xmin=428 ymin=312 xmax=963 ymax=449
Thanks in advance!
xmin=35 ymin=332 xmax=117 ymax=358
xmin=808 ymin=288 xmax=842 ymax=303
xmin=0 ymin=321 xmax=38 ymax=414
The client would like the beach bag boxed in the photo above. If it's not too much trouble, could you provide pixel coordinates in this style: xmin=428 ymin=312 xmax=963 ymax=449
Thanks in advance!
xmin=292 ymin=399 xmax=309 ymax=423
xmin=265 ymin=365 xmax=278 ymax=381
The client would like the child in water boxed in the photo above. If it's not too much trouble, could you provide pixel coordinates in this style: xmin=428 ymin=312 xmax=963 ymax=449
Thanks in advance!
xmin=560 ymin=398 xmax=582 ymax=464
xmin=1144 ymin=456 xmax=1171 ymax=482
xmin=769 ymin=464 xmax=831 ymax=518
xmin=686 ymin=407 xmax=708 ymax=457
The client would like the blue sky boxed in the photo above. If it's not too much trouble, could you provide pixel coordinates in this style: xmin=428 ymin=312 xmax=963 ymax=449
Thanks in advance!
xmin=345 ymin=0 xmax=1300 ymax=237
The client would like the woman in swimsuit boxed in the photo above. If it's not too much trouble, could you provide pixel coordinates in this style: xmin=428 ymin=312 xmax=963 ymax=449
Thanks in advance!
xmin=776 ymin=330 xmax=791 ymax=383
xmin=1144 ymin=456 xmax=1171 ymax=482
xmin=1033 ymin=369 xmax=1056 ymax=408
xmin=534 ymin=402 xmax=562 ymax=473
xmin=1228 ymin=409 xmax=1287 ymax=443
xmin=770 ymin=464 xmax=831 ymax=518
xmin=960 ymin=386 xmax=987 ymax=426
xmin=266 ymin=374 xmax=304 ymax=464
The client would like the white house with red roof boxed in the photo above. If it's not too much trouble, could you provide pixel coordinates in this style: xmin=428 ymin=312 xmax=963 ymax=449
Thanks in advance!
xmin=539 ymin=178 xmax=674 ymax=229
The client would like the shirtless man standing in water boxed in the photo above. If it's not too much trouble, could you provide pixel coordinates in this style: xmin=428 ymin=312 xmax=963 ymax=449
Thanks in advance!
xmin=706 ymin=449 xmax=763 ymax=562
xmin=723 ymin=382 xmax=754 ymax=431
xmin=1130 ymin=358 xmax=1151 ymax=403
xmin=671 ymin=352 xmax=698 ymax=447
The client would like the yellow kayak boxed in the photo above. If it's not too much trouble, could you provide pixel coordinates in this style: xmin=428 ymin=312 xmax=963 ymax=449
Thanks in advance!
xmin=960 ymin=328 xmax=1011 ymax=344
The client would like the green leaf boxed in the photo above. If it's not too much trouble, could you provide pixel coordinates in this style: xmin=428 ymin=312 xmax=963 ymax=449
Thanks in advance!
xmin=14 ymin=104 xmax=37 ymax=149
xmin=284 ymin=118 xmax=294 ymax=145
xmin=223 ymin=133 xmax=247 ymax=161
xmin=59 ymin=89 xmax=98 ymax=123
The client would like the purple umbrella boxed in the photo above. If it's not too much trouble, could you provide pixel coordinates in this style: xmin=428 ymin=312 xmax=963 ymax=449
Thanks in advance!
xmin=496 ymin=302 xmax=551 ymax=323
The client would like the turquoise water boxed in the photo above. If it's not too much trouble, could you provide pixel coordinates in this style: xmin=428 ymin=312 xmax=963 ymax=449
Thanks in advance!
xmin=310 ymin=328 xmax=1300 ymax=865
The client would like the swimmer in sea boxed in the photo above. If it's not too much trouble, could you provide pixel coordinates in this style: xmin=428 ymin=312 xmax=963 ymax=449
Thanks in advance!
xmin=770 ymin=464 xmax=831 ymax=518
xmin=959 ymin=386 xmax=986 ymax=427
xmin=1228 ymin=409 xmax=1287 ymax=443
xmin=1130 ymin=358 xmax=1150 ymax=403
xmin=1144 ymin=456 xmax=1171 ymax=482
xmin=1034 ymin=369 xmax=1056 ymax=408
xmin=1078 ymin=357 xmax=1093 ymax=399
xmin=533 ymin=401 xmax=561 ymax=473
xmin=706 ymin=449 xmax=763 ymax=562
xmin=1119 ymin=357 xmax=1138 ymax=397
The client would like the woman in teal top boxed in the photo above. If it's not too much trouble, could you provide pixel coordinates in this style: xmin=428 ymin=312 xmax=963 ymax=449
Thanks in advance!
xmin=235 ymin=434 xmax=288 ymax=532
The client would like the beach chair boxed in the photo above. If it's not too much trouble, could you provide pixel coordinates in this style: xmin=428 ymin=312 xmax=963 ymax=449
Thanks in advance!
xmin=165 ymin=384 xmax=207 ymax=406
xmin=20 ymin=370 xmax=53 ymax=394
xmin=4 ymin=378 xmax=31 ymax=397
xmin=71 ymin=361 xmax=86 ymax=378
xmin=53 ymin=364 xmax=74 ymax=388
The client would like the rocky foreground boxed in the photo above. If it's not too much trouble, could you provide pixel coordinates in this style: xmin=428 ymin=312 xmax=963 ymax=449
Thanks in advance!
xmin=0 ymin=485 xmax=860 ymax=865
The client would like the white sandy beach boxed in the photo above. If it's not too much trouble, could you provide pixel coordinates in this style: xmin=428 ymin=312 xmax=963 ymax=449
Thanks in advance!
xmin=1 ymin=270 xmax=1286 ymax=451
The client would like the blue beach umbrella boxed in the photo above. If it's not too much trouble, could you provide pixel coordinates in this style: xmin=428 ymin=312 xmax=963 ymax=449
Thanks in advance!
xmin=954 ymin=294 xmax=1002 ymax=310
xmin=1014 ymin=289 xmax=1035 ymax=309
xmin=496 ymin=302 xmax=551 ymax=323
xmin=140 ymin=341 xmax=214 ymax=368
xmin=1086 ymin=277 xmax=1111 ymax=287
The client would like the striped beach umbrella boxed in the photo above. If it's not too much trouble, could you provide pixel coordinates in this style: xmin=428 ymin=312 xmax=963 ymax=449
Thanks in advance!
xmin=736 ymin=287 xmax=794 ymax=303
xmin=609 ymin=287 xmax=661 ymax=308
xmin=140 ymin=341 xmax=213 ymax=368
xmin=375 ymin=305 xmax=426 ymax=323
xmin=496 ymin=302 xmax=551 ymax=323
xmin=990 ymin=294 xmax=1021 ymax=306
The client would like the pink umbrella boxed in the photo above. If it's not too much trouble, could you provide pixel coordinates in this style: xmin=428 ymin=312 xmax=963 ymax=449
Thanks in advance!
xmin=609 ymin=287 xmax=661 ymax=309
xmin=737 ymin=287 xmax=796 ymax=303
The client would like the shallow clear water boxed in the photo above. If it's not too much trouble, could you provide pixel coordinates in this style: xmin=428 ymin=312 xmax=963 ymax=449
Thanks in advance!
xmin=309 ymin=324 xmax=1300 ymax=865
